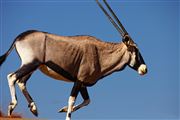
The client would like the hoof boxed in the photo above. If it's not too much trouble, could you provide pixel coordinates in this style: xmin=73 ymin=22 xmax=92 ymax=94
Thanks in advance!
xmin=30 ymin=108 xmax=38 ymax=117
xmin=8 ymin=106 xmax=13 ymax=116
xmin=58 ymin=106 xmax=77 ymax=113
xmin=8 ymin=102 xmax=17 ymax=116
xmin=58 ymin=106 xmax=68 ymax=113
xmin=29 ymin=102 xmax=38 ymax=117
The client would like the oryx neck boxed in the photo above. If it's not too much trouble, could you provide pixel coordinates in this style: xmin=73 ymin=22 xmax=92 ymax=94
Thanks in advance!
xmin=99 ymin=42 xmax=129 ymax=76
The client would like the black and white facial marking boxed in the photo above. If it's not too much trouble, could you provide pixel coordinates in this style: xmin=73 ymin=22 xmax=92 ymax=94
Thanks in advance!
xmin=123 ymin=35 xmax=147 ymax=75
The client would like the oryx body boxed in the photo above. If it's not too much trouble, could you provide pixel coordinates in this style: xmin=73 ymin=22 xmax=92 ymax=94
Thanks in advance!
xmin=16 ymin=30 xmax=130 ymax=85
xmin=0 ymin=1 xmax=147 ymax=120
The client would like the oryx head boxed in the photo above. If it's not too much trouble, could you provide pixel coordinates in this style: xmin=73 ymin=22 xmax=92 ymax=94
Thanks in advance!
xmin=96 ymin=0 xmax=147 ymax=75
xmin=122 ymin=35 xmax=147 ymax=75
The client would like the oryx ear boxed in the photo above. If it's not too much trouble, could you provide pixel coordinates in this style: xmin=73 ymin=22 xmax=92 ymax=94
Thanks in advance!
xmin=122 ymin=35 xmax=131 ymax=46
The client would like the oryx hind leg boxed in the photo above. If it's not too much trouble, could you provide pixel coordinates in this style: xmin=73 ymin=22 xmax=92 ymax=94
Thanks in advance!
xmin=7 ymin=73 xmax=18 ymax=116
xmin=7 ymin=61 xmax=40 ymax=116
xmin=17 ymin=73 xmax=38 ymax=116
xmin=59 ymin=86 xmax=90 ymax=113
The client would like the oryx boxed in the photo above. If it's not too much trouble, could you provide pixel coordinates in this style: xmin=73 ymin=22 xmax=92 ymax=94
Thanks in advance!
xmin=0 ymin=0 xmax=147 ymax=120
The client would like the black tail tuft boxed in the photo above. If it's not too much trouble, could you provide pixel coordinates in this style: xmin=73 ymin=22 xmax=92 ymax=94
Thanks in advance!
xmin=0 ymin=54 xmax=7 ymax=67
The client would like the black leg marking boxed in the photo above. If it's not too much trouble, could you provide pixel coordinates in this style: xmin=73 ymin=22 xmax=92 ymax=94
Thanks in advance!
xmin=45 ymin=61 xmax=75 ymax=82
xmin=70 ymin=81 xmax=82 ymax=97
xmin=68 ymin=113 xmax=71 ymax=118
xmin=80 ymin=86 xmax=89 ymax=100
xmin=15 ymin=61 xmax=40 ymax=80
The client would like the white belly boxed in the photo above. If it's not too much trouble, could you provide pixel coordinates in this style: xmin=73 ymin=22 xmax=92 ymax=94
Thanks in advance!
xmin=39 ymin=65 xmax=72 ymax=82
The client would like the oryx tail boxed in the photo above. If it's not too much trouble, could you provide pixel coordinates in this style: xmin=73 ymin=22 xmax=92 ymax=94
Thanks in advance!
xmin=0 ymin=39 xmax=16 ymax=67
xmin=0 ymin=30 xmax=37 ymax=67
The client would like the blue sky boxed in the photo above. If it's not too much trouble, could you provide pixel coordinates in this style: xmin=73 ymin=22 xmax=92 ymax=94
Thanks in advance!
xmin=0 ymin=0 xmax=179 ymax=120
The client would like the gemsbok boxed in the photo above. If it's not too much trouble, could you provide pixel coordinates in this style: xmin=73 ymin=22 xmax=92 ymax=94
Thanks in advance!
xmin=0 ymin=0 xmax=147 ymax=120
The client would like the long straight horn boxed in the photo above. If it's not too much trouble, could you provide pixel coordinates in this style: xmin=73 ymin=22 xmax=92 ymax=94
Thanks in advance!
xmin=103 ymin=0 xmax=128 ymax=36
xmin=96 ymin=0 xmax=124 ymax=37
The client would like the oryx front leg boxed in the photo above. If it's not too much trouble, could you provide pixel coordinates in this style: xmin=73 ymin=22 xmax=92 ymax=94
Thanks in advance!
xmin=66 ymin=96 xmax=75 ymax=120
xmin=59 ymin=86 xmax=90 ymax=113
xmin=73 ymin=86 xmax=90 ymax=112
xmin=66 ymin=81 xmax=82 ymax=120
xmin=7 ymin=73 xmax=18 ymax=116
